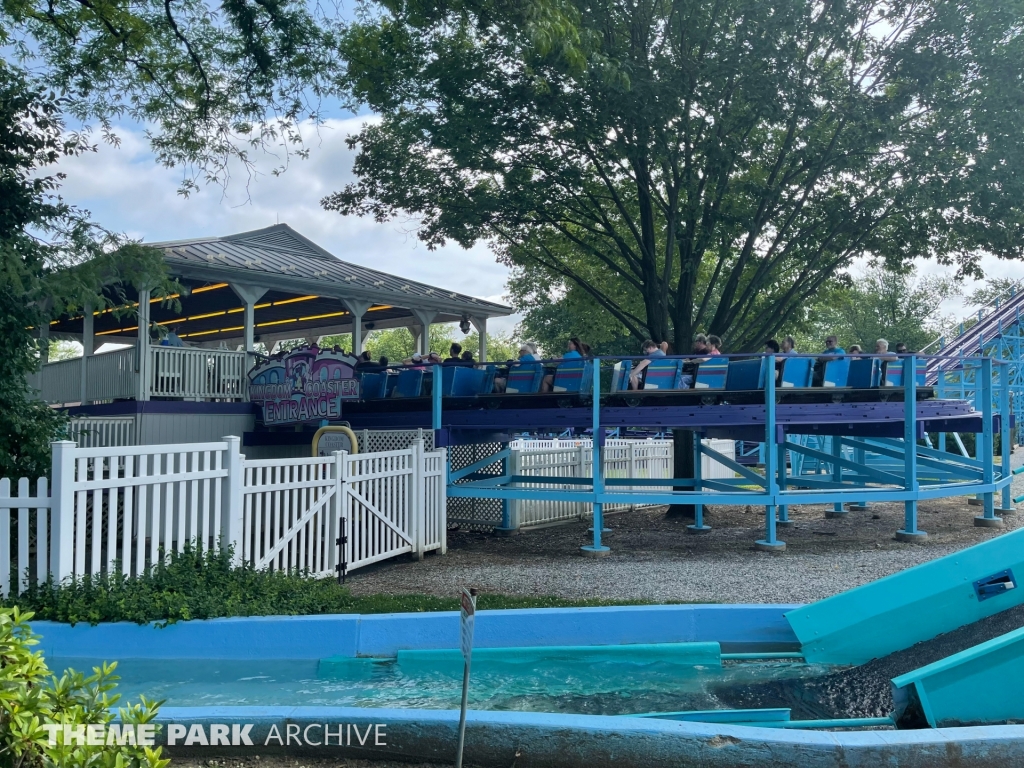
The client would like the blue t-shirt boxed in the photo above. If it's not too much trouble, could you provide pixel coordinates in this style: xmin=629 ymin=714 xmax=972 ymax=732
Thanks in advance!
xmin=520 ymin=354 xmax=537 ymax=362
xmin=821 ymin=346 xmax=845 ymax=355
xmin=647 ymin=349 xmax=666 ymax=358
xmin=563 ymin=350 xmax=582 ymax=359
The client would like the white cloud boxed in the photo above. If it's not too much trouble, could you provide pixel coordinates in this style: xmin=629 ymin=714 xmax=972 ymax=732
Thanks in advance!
xmin=54 ymin=118 xmax=521 ymax=333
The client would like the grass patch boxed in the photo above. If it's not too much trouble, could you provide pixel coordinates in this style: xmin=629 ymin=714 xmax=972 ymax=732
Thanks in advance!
xmin=4 ymin=545 xmax=659 ymax=625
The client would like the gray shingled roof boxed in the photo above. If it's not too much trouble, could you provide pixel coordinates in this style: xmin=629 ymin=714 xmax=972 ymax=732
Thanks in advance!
xmin=150 ymin=224 xmax=512 ymax=317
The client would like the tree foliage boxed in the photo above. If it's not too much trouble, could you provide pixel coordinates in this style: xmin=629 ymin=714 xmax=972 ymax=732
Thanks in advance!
xmin=0 ymin=607 xmax=167 ymax=768
xmin=327 ymin=0 xmax=1024 ymax=352
xmin=808 ymin=266 xmax=958 ymax=353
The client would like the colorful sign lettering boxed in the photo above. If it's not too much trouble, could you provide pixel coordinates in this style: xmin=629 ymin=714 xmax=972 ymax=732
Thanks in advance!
xmin=248 ymin=346 xmax=360 ymax=425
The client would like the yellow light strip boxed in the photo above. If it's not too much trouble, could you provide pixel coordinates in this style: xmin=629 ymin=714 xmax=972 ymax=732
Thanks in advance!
xmin=369 ymin=305 xmax=392 ymax=311
xmin=256 ymin=318 xmax=299 ymax=328
xmin=271 ymin=295 xmax=320 ymax=306
xmin=190 ymin=283 xmax=229 ymax=294
xmin=97 ymin=326 xmax=138 ymax=336
xmin=181 ymin=325 xmax=244 ymax=338
xmin=298 ymin=311 xmax=348 ymax=322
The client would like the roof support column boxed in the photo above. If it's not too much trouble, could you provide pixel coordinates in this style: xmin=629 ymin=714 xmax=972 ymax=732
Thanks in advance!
xmin=471 ymin=316 xmax=488 ymax=362
xmin=342 ymin=300 xmax=373 ymax=356
xmin=80 ymin=304 xmax=94 ymax=405
xmin=136 ymin=288 xmax=151 ymax=401
xmin=411 ymin=309 xmax=438 ymax=356
xmin=230 ymin=283 xmax=269 ymax=368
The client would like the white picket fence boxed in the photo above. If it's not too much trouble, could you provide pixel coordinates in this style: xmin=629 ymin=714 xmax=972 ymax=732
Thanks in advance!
xmin=1 ymin=438 xmax=446 ymax=597
xmin=506 ymin=439 xmax=735 ymax=529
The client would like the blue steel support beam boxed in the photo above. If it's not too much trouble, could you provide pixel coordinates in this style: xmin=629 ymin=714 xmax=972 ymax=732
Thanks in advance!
xmin=756 ymin=355 xmax=785 ymax=552
xmin=776 ymin=440 xmax=791 ymax=526
xmin=829 ymin=436 xmax=846 ymax=518
xmin=581 ymin=360 xmax=609 ymax=556
xmin=688 ymin=431 xmax=711 ymax=533
xmin=897 ymin=355 xmax=927 ymax=541
xmin=999 ymin=361 xmax=1015 ymax=514
xmin=976 ymin=356 xmax=1001 ymax=527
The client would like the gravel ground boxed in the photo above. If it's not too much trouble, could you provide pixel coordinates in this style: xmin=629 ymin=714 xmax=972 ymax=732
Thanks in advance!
xmin=347 ymin=452 xmax=1024 ymax=604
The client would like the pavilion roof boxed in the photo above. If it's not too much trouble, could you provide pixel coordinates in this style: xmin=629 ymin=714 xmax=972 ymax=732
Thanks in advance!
xmin=152 ymin=223 xmax=511 ymax=317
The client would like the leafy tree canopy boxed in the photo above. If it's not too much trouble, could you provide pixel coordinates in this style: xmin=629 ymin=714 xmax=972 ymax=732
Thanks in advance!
xmin=327 ymin=0 xmax=1024 ymax=352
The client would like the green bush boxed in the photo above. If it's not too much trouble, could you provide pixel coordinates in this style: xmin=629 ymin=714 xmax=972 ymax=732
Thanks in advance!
xmin=5 ymin=545 xmax=655 ymax=625
xmin=0 ymin=607 xmax=166 ymax=768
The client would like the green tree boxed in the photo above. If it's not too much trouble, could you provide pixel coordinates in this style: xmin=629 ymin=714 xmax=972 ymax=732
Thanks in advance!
xmin=810 ymin=267 xmax=958 ymax=353
xmin=461 ymin=330 xmax=521 ymax=362
xmin=1 ymin=607 xmax=167 ymax=768
xmin=327 ymin=0 xmax=1024 ymax=353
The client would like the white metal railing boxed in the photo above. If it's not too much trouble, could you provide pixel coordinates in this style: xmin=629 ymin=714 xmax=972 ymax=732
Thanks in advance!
xmin=67 ymin=416 xmax=136 ymax=448
xmin=149 ymin=347 xmax=247 ymax=400
xmin=39 ymin=357 xmax=82 ymax=405
xmin=86 ymin=348 xmax=136 ymax=401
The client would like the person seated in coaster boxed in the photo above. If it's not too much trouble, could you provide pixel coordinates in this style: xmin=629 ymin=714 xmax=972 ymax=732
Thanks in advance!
xmin=629 ymin=339 xmax=665 ymax=390
xmin=541 ymin=338 xmax=585 ymax=392
xmin=781 ymin=335 xmax=797 ymax=354
xmin=460 ymin=350 xmax=475 ymax=364
xmin=764 ymin=338 xmax=784 ymax=384
xmin=812 ymin=335 xmax=845 ymax=386
xmin=445 ymin=343 xmax=464 ymax=364
xmin=494 ymin=343 xmax=540 ymax=392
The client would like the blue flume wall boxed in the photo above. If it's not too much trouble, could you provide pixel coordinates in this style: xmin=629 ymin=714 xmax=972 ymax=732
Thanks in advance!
xmin=31 ymin=604 xmax=799 ymax=660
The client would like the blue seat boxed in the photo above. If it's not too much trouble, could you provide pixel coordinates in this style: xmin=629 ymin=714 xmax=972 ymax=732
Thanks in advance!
xmin=884 ymin=359 xmax=928 ymax=387
xmin=694 ymin=358 xmax=729 ymax=390
xmin=384 ymin=372 xmax=399 ymax=397
xmin=725 ymin=358 xmax=764 ymax=391
xmin=392 ymin=369 xmax=424 ymax=397
xmin=642 ymin=359 xmax=682 ymax=390
xmin=505 ymin=364 xmax=543 ymax=394
xmin=440 ymin=365 xmax=458 ymax=396
xmin=611 ymin=361 xmax=633 ymax=392
xmin=847 ymin=358 xmax=879 ymax=388
xmin=451 ymin=366 xmax=492 ymax=396
xmin=822 ymin=357 xmax=850 ymax=387
xmin=552 ymin=360 xmax=592 ymax=393
xmin=360 ymin=372 xmax=386 ymax=399
xmin=779 ymin=357 xmax=813 ymax=388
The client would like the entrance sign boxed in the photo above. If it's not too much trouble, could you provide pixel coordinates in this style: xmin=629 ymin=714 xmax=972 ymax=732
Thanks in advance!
xmin=312 ymin=425 xmax=359 ymax=456
xmin=248 ymin=346 xmax=360 ymax=425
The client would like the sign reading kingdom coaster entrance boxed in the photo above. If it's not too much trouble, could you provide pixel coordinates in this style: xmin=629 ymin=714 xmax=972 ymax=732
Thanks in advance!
xmin=248 ymin=345 xmax=361 ymax=425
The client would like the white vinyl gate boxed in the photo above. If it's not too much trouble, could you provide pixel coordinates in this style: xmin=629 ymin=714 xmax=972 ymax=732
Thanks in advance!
xmin=2 ymin=438 xmax=447 ymax=596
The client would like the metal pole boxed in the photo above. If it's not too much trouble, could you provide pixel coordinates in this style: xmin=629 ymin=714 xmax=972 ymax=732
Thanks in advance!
xmin=999 ymin=361 xmax=1014 ymax=513
xmin=896 ymin=355 xmax=926 ymax=541
xmin=976 ymin=356 xmax=1000 ymax=527
xmin=455 ymin=587 xmax=478 ymax=768
xmin=756 ymin=355 xmax=784 ymax=551
xmin=582 ymin=360 xmax=609 ymax=555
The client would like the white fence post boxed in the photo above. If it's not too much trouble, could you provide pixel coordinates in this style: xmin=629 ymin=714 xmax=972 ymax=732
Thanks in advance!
xmin=222 ymin=436 xmax=244 ymax=564
xmin=506 ymin=449 xmax=521 ymax=531
xmin=412 ymin=439 xmax=425 ymax=560
xmin=49 ymin=440 xmax=76 ymax=583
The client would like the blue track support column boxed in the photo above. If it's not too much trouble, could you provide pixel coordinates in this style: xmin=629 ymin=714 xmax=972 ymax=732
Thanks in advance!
xmin=936 ymin=372 xmax=948 ymax=454
xmin=756 ymin=355 xmax=785 ymax=552
xmin=896 ymin=355 xmax=927 ymax=542
xmin=827 ymin=437 xmax=847 ymax=518
xmin=777 ymin=439 xmax=792 ymax=527
xmin=688 ymin=432 xmax=711 ymax=533
xmin=975 ymin=357 xmax=1002 ymax=528
xmin=998 ymin=361 xmax=1015 ymax=514
xmin=582 ymin=359 xmax=610 ymax=557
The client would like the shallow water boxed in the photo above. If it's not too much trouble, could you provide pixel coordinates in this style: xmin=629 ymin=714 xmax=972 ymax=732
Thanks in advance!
xmin=50 ymin=656 xmax=836 ymax=715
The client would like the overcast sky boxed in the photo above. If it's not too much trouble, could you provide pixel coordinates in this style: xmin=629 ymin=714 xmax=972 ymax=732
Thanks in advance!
xmin=53 ymin=116 xmax=1023 ymax=345
xmin=56 ymin=117 xmax=523 ymax=336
